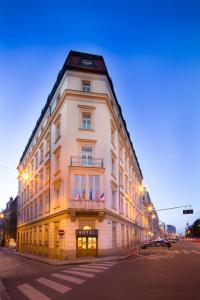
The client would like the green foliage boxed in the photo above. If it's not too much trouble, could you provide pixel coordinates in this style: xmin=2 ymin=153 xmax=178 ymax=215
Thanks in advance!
xmin=185 ymin=218 xmax=200 ymax=237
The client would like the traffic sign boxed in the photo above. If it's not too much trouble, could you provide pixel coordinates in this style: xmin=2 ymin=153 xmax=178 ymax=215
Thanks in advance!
xmin=58 ymin=229 xmax=65 ymax=236
xmin=183 ymin=209 xmax=193 ymax=214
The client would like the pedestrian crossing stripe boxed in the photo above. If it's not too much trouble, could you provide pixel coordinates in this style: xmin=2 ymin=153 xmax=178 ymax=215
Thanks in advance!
xmin=18 ymin=283 xmax=51 ymax=300
xmin=174 ymin=250 xmax=200 ymax=254
xmin=36 ymin=277 xmax=71 ymax=294
xmin=17 ymin=261 xmax=117 ymax=300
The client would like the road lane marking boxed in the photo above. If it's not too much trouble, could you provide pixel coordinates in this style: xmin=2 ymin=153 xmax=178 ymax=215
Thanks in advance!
xmin=62 ymin=270 xmax=95 ymax=278
xmin=97 ymin=262 xmax=117 ymax=265
xmin=182 ymin=250 xmax=190 ymax=254
xmin=77 ymin=265 xmax=108 ymax=270
xmin=18 ymin=283 xmax=50 ymax=300
xmin=71 ymin=267 xmax=103 ymax=273
xmin=174 ymin=250 xmax=181 ymax=254
xmin=190 ymin=250 xmax=200 ymax=254
xmin=51 ymin=273 xmax=85 ymax=285
xmin=36 ymin=277 xmax=71 ymax=294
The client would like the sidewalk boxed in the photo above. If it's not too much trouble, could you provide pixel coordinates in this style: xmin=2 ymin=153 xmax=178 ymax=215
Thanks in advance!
xmin=2 ymin=246 xmax=139 ymax=266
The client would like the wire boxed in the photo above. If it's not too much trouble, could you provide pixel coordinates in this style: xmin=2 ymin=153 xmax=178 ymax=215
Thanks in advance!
xmin=0 ymin=165 xmax=16 ymax=171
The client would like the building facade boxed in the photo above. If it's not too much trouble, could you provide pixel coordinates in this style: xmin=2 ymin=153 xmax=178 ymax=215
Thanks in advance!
xmin=0 ymin=196 xmax=18 ymax=247
xmin=17 ymin=51 xmax=156 ymax=259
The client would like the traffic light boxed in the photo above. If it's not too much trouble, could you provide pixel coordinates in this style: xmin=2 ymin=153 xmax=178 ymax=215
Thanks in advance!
xmin=183 ymin=209 xmax=193 ymax=214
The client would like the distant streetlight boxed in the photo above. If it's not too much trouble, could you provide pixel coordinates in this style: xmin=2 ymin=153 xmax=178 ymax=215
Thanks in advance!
xmin=0 ymin=213 xmax=4 ymax=219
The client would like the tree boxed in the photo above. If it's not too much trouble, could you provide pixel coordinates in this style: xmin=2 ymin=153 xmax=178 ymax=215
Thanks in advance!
xmin=185 ymin=218 xmax=200 ymax=238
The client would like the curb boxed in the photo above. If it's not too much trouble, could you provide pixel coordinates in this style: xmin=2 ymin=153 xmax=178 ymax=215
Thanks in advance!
xmin=14 ymin=251 xmax=135 ymax=266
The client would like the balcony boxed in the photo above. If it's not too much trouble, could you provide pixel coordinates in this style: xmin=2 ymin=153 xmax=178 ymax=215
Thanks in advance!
xmin=70 ymin=157 xmax=103 ymax=168
xmin=69 ymin=199 xmax=105 ymax=210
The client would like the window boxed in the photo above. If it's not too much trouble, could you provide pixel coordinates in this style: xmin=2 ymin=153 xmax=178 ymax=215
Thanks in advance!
xmin=35 ymin=153 xmax=38 ymax=170
xmin=119 ymin=197 xmax=124 ymax=214
xmin=39 ymin=169 xmax=43 ymax=190
xmin=55 ymin=120 xmax=61 ymax=142
xmin=54 ymin=183 xmax=61 ymax=207
xmin=125 ymin=153 xmax=127 ymax=170
xmin=112 ymin=189 xmax=117 ymax=209
xmin=45 ymin=161 xmax=50 ymax=184
xmin=111 ymin=124 xmax=115 ymax=145
xmin=45 ymin=190 xmax=49 ymax=212
xmin=111 ymin=156 xmax=116 ymax=177
xmin=82 ymin=81 xmax=91 ymax=92
xmin=88 ymin=175 xmax=100 ymax=200
xmin=125 ymin=176 xmax=128 ymax=193
xmin=119 ymin=144 xmax=123 ymax=162
xmin=54 ymin=149 xmax=60 ymax=173
xmin=35 ymin=175 xmax=38 ymax=193
xmin=39 ymin=195 xmax=43 ymax=215
xmin=40 ymin=144 xmax=44 ymax=164
xmin=34 ymin=200 xmax=37 ymax=218
xmin=125 ymin=201 xmax=128 ymax=217
xmin=81 ymin=146 xmax=93 ymax=166
xmin=73 ymin=175 xmax=86 ymax=200
xmin=45 ymin=134 xmax=50 ymax=154
xmin=82 ymin=112 xmax=91 ymax=129
xmin=120 ymin=169 xmax=124 ymax=187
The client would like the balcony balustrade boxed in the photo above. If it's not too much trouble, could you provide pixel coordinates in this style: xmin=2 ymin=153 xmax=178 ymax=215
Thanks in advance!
xmin=69 ymin=199 xmax=105 ymax=210
xmin=70 ymin=157 xmax=103 ymax=168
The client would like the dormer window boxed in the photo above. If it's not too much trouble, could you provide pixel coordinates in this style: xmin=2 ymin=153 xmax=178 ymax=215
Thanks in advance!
xmin=82 ymin=81 xmax=91 ymax=92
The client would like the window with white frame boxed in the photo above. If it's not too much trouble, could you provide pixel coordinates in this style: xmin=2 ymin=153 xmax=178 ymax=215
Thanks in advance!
xmin=40 ymin=144 xmax=44 ymax=164
xmin=119 ymin=197 xmax=124 ymax=214
xmin=45 ymin=134 xmax=50 ymax=154
xmin=111 ymin=156 xmax=116 ymax=177
xmin=111 ymin=123 xmax=115 ymax=145
xmin=120 ymin=169 xmax=124 ymax=187
xmin=54 ymin=183 xmax=61 ymax=207
xmin=39 ymin=169 xmax=43 ymax=190
xmin=72 ymin=174 xmax=102 ymax=200
xmin=45 ymin=190 xmax=49 ymax=212
xmin=73 ymin=175 xmax=86 ymax=200
xmin=54 ymin=119 xmax=61 ymax=142
xmin=88 ymin=175 xmax=100 ymax=200
xmin=81 ymin=146 xmax=93 ymax=166
xmin=82 ymin=112 xmax=91 ymax=129
xmin=54 ymin=148 xmax=60 ymax=173
xmin=112 ymin=189 xmax=117 ymax=209
xmin=35 ymin=153 xmax=38 ymax=170
xmin=39 ymin=195 xmax=43 ymax=215
xmin=82 ymin=81 xmax=91 ymax=92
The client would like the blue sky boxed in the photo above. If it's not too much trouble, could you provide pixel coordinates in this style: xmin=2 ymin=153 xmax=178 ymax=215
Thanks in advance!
xmin=1 ymin=0 xmax=200 ymax=233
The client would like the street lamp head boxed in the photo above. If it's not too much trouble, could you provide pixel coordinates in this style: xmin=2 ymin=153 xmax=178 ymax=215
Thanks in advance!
xmin=137 ymin=184 xmax=145 ymax=193
xmin=147 ymin=206 xmax=153 ymax=212
xmin=0 ymin=213 xmax=4 ymax=219
xmin=20 ymin=171 xmax=30 ymax=181
xmin=152 ymin=214 xmax=156 ymax=219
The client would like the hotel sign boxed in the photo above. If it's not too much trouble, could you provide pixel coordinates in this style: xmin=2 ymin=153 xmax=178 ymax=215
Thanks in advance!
xmin=76 ymin=229 xmax=98 ymax=237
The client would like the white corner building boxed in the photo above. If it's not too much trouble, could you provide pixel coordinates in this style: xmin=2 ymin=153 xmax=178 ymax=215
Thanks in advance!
xmin=17 ymin=51 xmax=154 ymax=259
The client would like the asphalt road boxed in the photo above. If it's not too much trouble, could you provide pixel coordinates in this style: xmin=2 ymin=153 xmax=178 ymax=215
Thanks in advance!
xmin=1 ymin=241 xmax=200 ymax=300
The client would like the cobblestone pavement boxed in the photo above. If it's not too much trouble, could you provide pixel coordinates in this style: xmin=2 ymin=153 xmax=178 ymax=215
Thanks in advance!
xmin=0 ymin=249 xmax=55 ymax=279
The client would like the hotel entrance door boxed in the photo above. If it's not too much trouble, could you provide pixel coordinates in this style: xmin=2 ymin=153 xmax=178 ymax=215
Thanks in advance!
xmin=76 ymin=229 xmax=98 ymax=257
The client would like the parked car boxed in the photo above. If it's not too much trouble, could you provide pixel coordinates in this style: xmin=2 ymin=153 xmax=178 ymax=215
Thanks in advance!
xmin=167 ymin=238 xmax=177 ymax=243
xmin=141 ymin=239 xmax=172 ymax=249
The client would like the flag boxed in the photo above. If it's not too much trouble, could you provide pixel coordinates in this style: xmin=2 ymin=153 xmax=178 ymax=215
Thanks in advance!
xmin=95 ymin=191 xmax=99 ymax=200
xmin=82 ymin=189 xmax=86 ymax=200
xmin=75 ymin=192 xmax=80 ymax=200
xmin=100 ymin=192 xmax=104 ymax=200
xmin=89 ymin=190 xmax=93 ymax=200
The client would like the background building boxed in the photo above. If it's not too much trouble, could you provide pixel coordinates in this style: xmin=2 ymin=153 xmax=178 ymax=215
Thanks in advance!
xmin=166 ymin=224 xmax=176 ymax=238
xmin=0 ymin=196 xmax=18 ymax=247
xmin=17 ymin=51 xmax=159 ymax=260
